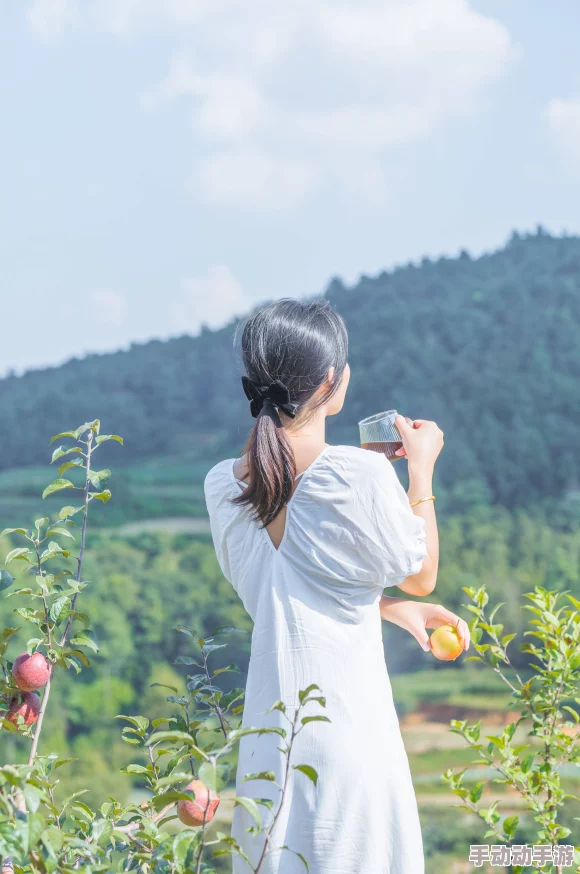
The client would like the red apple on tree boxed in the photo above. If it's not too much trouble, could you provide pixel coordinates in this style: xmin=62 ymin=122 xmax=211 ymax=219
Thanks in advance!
xmin=5 ymin=691 xmax=40 ymax=727
xmin=12 ymin=652 xmax=51 ymax=692
xmin=177 ymin=779 xmax=220 ymax=827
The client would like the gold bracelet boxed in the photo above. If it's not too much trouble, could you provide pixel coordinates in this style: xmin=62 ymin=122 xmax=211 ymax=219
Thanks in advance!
xmin=409 ymin=495 xmax=436 ymax=507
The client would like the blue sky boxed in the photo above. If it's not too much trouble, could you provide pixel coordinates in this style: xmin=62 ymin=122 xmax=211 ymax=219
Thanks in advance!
xmin=1 ymin=0 xmax=579 ymax=374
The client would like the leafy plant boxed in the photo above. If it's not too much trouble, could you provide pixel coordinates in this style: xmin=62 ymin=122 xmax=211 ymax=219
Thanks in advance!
xmin=0 ymin=422 xmax=328 ymax=873
xmin=443 ymin=585 xmax=580 ymax=874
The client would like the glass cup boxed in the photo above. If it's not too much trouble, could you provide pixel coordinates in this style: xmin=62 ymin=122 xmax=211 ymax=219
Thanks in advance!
xmin=358 ymin=409 xmax=404 ymax=462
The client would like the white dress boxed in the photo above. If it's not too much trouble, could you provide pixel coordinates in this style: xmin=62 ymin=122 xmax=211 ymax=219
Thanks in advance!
xmin=203 ymin=444 xmax=428 ymax=874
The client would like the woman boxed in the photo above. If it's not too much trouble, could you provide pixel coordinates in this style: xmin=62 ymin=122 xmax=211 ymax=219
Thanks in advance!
xmin=204 ymin=298 xmax=469 ymax=874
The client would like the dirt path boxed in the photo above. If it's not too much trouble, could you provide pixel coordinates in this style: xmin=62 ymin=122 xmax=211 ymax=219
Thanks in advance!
xmin=113 ymin=517 xmax=212 ymax=535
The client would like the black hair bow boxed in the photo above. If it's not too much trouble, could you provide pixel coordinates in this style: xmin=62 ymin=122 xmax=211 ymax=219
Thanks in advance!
xmin=241 ymin=376 xmax=299 ymax=419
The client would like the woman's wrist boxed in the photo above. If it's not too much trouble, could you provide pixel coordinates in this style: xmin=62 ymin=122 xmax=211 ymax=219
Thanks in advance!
xmin=407 ymin=462 xmax=434 ymax=498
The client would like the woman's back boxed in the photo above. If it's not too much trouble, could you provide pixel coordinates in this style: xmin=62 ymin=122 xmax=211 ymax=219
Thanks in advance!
xmin=204 ymin=443 xmax=426 ymax=625
xmin=202 ymin=297 xmax=442 ymax=872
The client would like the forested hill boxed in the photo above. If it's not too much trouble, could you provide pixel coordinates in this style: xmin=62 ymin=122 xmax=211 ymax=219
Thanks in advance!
xmin=1 ymin=228 xmax=579 ymax=510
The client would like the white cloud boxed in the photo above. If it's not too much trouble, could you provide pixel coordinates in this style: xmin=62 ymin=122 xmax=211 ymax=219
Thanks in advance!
xmin=171 ymin=265 xmax=253 ymax=333
xmin=547 ymin=98 xmax=580 ymax=172
xmin=198 ymin=150 xmax=318 ymax=210
xmin=27 ymin=0 xmax=518 ymax=210
xmin=142 ymin=58 xmax=265 ymax=140
xmin=27 ymin=0 xmax=79 ymax=39
xmin=91 ymin=290 xmax=129 ymax=328
xmin=137 ymin=0 xmax=518 ymax=210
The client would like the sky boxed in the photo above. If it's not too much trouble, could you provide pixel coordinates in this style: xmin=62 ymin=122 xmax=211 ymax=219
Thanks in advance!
xmin=1 ymin=0 xmax=579 ymax=374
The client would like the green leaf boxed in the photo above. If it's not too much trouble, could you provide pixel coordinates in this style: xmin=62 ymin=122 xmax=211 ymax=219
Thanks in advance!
xmin=154 ymin=772 xmax=193 ymax=789
xmin=52 ymin=757 xmax=78 ymax=770
xmin=1 ymin=528 xmax=28 ymax=537
xmin=51 ymin=445 xmax=83 ymax=463
xmin=6 ymin=547 xmax=31 ymax=564
xmin=199 ymin=760 xmax=217 ymax=793
xmin=298 ymin=684 xmax=321 ymax=703
xmin=45 ymin=527 xmax=75 ymax=540
xmin=0 ymin=570 xmax=15 ymax=591
xmin=234 ymin=796 xmax=262 ymax=828
xmin=91 ymin=818 xmax=113 ymax=845
xmin=293 ymin=764 xmax=318 ymax=786
xmin=149 ymin=682 xmax=179 ymax=693
xmin=91 ymin=490 xmax=111 ymax=503
xmin=115 ymin=715 xmax=150 ymax=732
xmin=42 ymin=479 xmax=75 ymax=500
xmin=26 ymin=637 xmax=43 ymax=654
xmin=49 ymin=431 xmax=77 ymax=445
xmin=65 ymin=649 xmax=91 ymax=668
xmin=49 ymin=595 xmax=70 ymax=624
xmin=173 ymin=829 xmax=196 ymax=868
xmin=69 ymin=629 xmax=99 ymax=653
xmin=75 ymin=421 xmax=100 ymax=439
xmin=214 ymin=663 xmax=240 ymax=676
xmin=95 ymin=434 xmax=123 ymax=446
xmin=58 ymin=505 xmax=85 ymax=520
xmin=293 ymin=850 xmax=309 ymax=871
xmin=242 ymin=771 xmax=276 ymax=782
xmin=23 ymin=783 xmax=42 ymax=813
xmin=58 ymin=460 xmax=83 ymax=477
xmin=88 ymin=469 xmax=111 ymax=489
xmin=150 ymin=790 xmax=194 ymax=811
xmin=301 ymin=716 xmax=331 ymax=726
xmin=502 ymin=814 xmax=519 ymax=839
xmin=120 ymin=764 xmax=150 ymax=775
xmin=469 ymin=782 xmax=484 ymax=803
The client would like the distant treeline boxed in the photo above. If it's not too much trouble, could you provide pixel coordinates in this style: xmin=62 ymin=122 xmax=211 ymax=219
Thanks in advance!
xmin=1 ymin=228 xmax=580 ymax=510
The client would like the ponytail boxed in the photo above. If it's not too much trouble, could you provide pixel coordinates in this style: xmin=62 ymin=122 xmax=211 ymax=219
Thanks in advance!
xmin=235 ymin=400 xmax=296 ymax=527
xmin=232 ymin=298 xmax=348 ymax=527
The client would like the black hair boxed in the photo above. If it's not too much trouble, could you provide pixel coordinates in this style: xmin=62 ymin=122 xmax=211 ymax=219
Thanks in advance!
xmin=233 ymin=297 xmax=348 ymax=527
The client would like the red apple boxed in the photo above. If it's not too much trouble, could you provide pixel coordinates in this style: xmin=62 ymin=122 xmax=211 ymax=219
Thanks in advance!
xmin=12 ymin=652 xmax=51 ymax=692
xmin=430 ymin=624 xmax=463 ymax=661
xmin=177 ymin=779 xmax=220 ymax=827
xmin=5 ymin=692 xmax=40 ymax=727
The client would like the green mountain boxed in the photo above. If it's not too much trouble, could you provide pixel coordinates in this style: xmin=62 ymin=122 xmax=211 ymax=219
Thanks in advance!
xmin=1 ymin=227 xmax=579 ymax=515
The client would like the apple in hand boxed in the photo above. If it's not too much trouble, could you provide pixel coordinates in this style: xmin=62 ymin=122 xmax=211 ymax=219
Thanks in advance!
xmin=5 ymin=692 xmax=40 ymax=727
xmin=177 ymin=779 xmax=220 ymax=827
xmin=429 ymin=623 xmax=463 ymax=661
xmin=12 ymin=652 xmax=51 ymax=692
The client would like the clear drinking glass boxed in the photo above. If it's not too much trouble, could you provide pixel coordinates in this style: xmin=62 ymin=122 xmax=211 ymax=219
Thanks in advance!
xmin=358 ymin=409 xmax=404 ymax=462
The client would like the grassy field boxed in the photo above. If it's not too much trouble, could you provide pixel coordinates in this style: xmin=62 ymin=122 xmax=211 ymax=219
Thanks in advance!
xmin=0 ymin=451 xmax=214 ymax=531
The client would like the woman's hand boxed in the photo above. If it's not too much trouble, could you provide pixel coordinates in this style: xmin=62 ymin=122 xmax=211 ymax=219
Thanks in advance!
xmin=379 ymin=596 xmax=470 ymax=653
xmin=393 ymin=416 xmax=444 ymax=469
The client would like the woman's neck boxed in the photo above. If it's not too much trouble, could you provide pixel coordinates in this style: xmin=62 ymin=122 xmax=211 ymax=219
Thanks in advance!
xmin=234 ymin=410 xmax=329 ymax=483
xmin=285 ymin=410 xmax=329 ymax=473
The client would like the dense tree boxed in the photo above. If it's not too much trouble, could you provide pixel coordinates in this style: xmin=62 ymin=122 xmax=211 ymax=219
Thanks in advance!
xmin=0 ymin=229 xmax=579 ymax=511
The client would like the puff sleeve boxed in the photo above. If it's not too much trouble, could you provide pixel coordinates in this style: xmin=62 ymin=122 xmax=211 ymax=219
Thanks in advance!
xmin=355 ymin=451 xmax=428 ymax=588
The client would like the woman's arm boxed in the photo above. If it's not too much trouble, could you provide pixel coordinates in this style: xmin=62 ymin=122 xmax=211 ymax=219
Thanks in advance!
xmin=396 ymin=460 xmax=439 ymax=596
xmin=392 ymin=416 xmax=442 ymax=597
